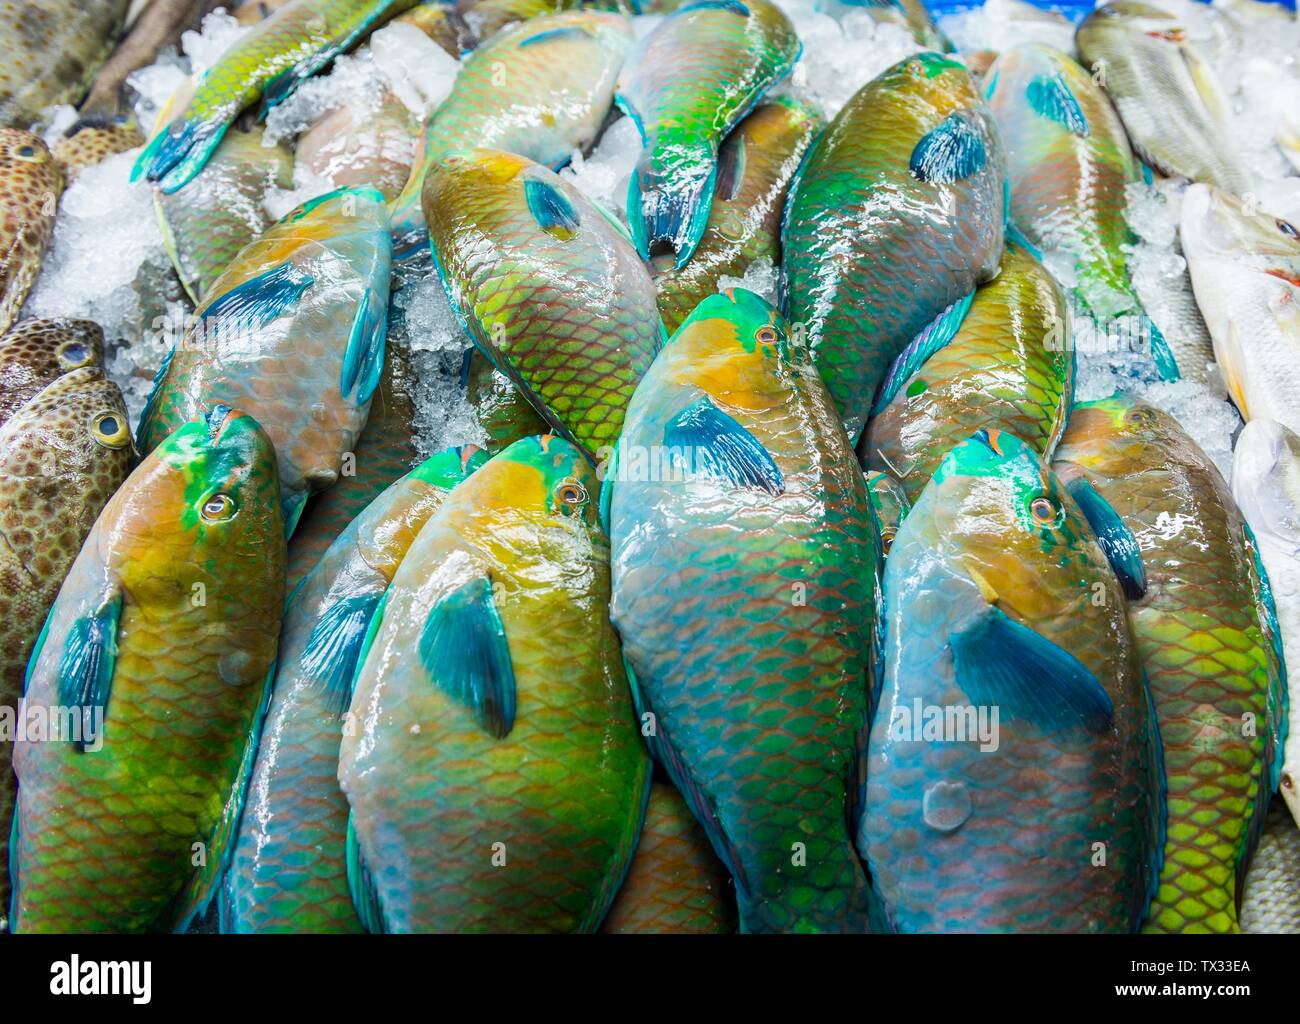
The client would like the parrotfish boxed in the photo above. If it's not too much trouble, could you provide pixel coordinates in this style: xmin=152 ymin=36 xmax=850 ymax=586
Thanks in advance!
xmin=390 ymin=10 xmax=633 ymax=248
xmin=608 ymin=289 xmax=876 ymax=933
xmin=863 ymin=243 xmax=1073 ymax=504
xmin=456 ymin=0 xmax=636 ymax=42
xmin=1054 ymin=397 xmax=1286 ymax=933
xmin=1181 ymin=184 xmax=1300 ymax=437
xmin=864 ymin=428 xmax=1163 ymax=933
xmin=294 ymin=87 xmax=417 ymax=204
xmin=424 ymin=149 xmax=661 ymax=461
xmin=462 ymin=348 xmax=550 ymax=455
xmin=601 ymin=777 xmax=738 ymax=934
xmin=866 ymin=469 xmax=910 ymax=560
xmin=138 ymin=186 xmax=392 ymax=534
xmin=224 ymin=444 xmax=486 ymax=933
xmin=0 ymin=317 xmax=103 ymax=427
xmin=396 ymin=0 xmax=474 ymax=57
xmin=654 ymin=98 xmax=818 ymax=336
xmin=11 ymin=407 xmax=286 ymax=933
xmin=616 ymin=0 xmax=800 ymax=268
xmin=1231 ymin=418 xmax=1300 ymax=829
xmin=1076 ymin=2 xmax=1252 ymax=196
xmin=782 ymin=51 xmax=1005 ymax=441
xmin=0 ymin=131 xmax=64 ymax=336
xmin=0 ymin=367 xmax=132 ymax=921
xmin=339 ymin=434 xmax=649 ymax=933
xmin=132 ymin=0 xmax=418 ymax=193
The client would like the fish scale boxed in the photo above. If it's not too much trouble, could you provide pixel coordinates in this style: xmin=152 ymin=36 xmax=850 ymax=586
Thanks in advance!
xmin=0 ymin=317 xmax=104 ymax=427
xmin=609 ymin=290 xmax=876 ymax=933
xmin=424 ymin=149 xmax=661 ymax=461
xmin=782 ymin=52 xmax=1005 ymax=441
xmin=1054 ymin=398 xmax=1286 ymax=933
xmin=863 ymin=243 xmax=1072 ymax=504
xmin=0 ymin=130 xmax=63 ymax=337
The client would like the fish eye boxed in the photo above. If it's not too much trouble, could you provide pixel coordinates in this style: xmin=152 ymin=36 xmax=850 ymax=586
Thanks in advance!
xmin=1029 ymin=495 xmax=1062 ymax=527
xmin=1126 ymin=407 xmax=1155 ymax=427
xmin=58 ymin=342 xmax=91 ymax=369
xmin=12 ymin=143 xmax=44 ymax=162
xmin=201 ymin=493 xmax=237 ymax=522
xmin=90 ymin=412 xmax=130 ymax=449
xmin=755 ymin=325 xmax=779 ymax=346
xmin=1277 ymin=219 xmax=1299 ymax=240
xmin=555 ymin=479 xmax=588 ymax=513
xmin=880 ymin=528 xmax=897 ymax=554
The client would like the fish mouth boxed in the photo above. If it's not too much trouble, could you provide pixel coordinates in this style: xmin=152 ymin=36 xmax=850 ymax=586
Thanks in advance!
xmin=205 ymin=404 xmax=241 ymax=443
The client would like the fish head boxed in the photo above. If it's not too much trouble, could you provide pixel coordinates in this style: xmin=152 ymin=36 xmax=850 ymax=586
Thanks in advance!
xmin=111 ymin=406 xmax=283 ymax=592
xmin=1180 ymin=183 xmax=1300 ymax=282
xmin=926 ymin=428 xmax=1105 ymax=628
xmin=1052 ymin=395 xmax=1177 ymax=478
xmin=1233 ymin=418 xmax=1300 ymax=546
xmin=1082 ymin=1 xmax=1187 ymax=43
xmin=0 ymin=129 xmax=62 ymax=210
xmin=879 ymin=50 xmax=974 ymax=103
xmin=0 ymin=318 xmax=103 ymax=382
xmin=666 ymin=288 xmax=800 ymax=402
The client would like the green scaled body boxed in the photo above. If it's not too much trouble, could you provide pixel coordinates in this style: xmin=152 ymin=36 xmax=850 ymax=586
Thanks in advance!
xmin=1054 ymin=398 xmax=1287 ymax=933
xmin=782 ymin=52 xmax=1005 ymax=441
xmin=224 ymin=445 xmax=486 ymax=933
xmin=863 ymin=243 xmax=1074 ymax=504
xmin=132 ymin=0 xmax=417 ymax=193
xmin=616 ymin=0 xmax=801 ymax=268
xmin=12 ymin=408 xmax=286 ymax=933
xmin=389 ymin=10 xmax=633 ymax=249
xmin=609 ymin=289 xmax=877 ymax=933
xmin=339 ymin=434 xmax=649 ymax=932
xmin=424 ymin=149 xmax=662 ymax=461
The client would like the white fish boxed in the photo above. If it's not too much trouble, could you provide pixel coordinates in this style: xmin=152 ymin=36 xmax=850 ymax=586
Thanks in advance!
xmin=1182 ymin=183 xmax=1300 ymax=435
xmin=1241 ymin=798 xmax=1300 ymax=934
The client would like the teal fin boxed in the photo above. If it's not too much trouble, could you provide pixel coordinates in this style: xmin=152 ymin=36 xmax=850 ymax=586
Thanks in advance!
xmin=346 ymin=813 xmax=387 ymax=934
xmin=910 ymin=112 xmax=987 ymax=184
xmin=132 ymin=117 xmax=230 ymax=194
xmin=203 ymin=261 xmax=314 ymax=334
xmin=283 ymin=490 xmax=309 ymax=540
xmin=1005 ymin=219 xmax=1043 ymax=261
xmin=1145 ymin=316 xmax=1181 ymax=381
xmin=341 ymin=289 xmax=388 ymax=405
xmin=1065 ymin=476 xmax=1146 ymax=599
xmin=57 ymin=590 xmax=122 ymax=751
xmin=679 ymin=0 xmax=750 ymax=13
xmin=1026 ymin=73 xmax=1089 ymax=137
xmin=872 ymin=290 xmax=974 ymax=414
xmin=599 ymin=438 xmax=619 ymax=535
xmin=300 ymin=592 xmax=384 ymax=714
xmin=626 ymin=148 xmax=718 ymax=268
xmin=418 ymin=575 xmax=516 ymax=739
xmin=663 ymin=395 xmax=783 ymax=494
xmin=135 ymin=340 xmax=177 ymax=450
xmin=1136 ymin=669 xmax=1168 ymax=932
xmin=949 ymin=604 xmax=1114 ymax=734
xmin=524 ymin=178 xmax=581 ymax=240
xmin=517 ymin=24 xmax=593 ymax=47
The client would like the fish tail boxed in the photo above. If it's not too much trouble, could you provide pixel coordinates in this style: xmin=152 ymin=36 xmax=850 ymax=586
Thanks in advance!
xmin=736 ymin=841 xmax=875 ymax=934
xmin=626 ymin=146 xmax=717 ymax=268
xmin=132 ymin=117 xmax=228 ymax=194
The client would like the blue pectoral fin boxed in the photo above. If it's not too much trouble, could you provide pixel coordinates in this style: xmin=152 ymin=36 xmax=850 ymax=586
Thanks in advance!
xmin=57 ymin=590 xmax=123 ymax=752
xmin=664 ymin=395 xmax=783 ymax=495
xmin=910 ymin=112 xmax=987 ymax=184
xmin=872 ymin=290 xmax=974 ymax=413
xmin=418 ymin=575 xmax=516 ymax=739
xmin=524 ymin=178 xmax=581 ymax=241
xmin=1004 ymin=219 xmax=1043 ymax=261
xmin=1064 ymin=476 xmax=1146 ymax=599
xmin=202 ymin=261 xmax=314 ymax=335
xmin=1145 ymin=316 xmax=1181 ymax=381
xmin=282 ymin=490 xmax=309 ymax=540
xmin=1026 ymin=73 xmax=1090 ymax=137
xmin=950 ymin=604 xmax=1114 ymax=734
xmin=300 ymin=591 xmax=384 ymax=714
xmin=346 ymin=813 xmax=387 ymax=934
xmin=341 ymin=289 xmax=388 ymax=405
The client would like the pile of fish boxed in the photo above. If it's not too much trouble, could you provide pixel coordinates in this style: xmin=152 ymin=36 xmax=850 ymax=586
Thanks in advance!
xmin=0 ymin=0 xmax=1296 ymax=934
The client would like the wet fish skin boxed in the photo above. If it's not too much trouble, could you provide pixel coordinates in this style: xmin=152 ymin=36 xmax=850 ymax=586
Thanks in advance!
xmin=390 ymin=9 xmax=634 ymax=248
xmin=295 ymin=88 xmax=417 ymax=203
xmin=865 ymin=468 xmax=910 ymax=560
xmin=224 ymin=444 xmax=486 ymax=933
xmin=782 ymin=51 xmax=1005 ymax=441
xmin=863 ymin=243 xmax=1073 ymax=505
xmin=866 ymin=429 xmax=1162 ymax=933
xmin=11 ymin=407 xmax=285 ymax=933
xmin=423 ymin=149 xmax=661 ymax=461
xmin=339 ymin=434 xmax=649 ymax=933
xmin=609 ymin=289 xmax=877 ymax=933
xmin=616 ymin=0 xmax=801 ymax=268
xmin=1232 ymin=418 xmax=1300 ymax=829
xmin=1181 ymin=183 xmax=1300 ymax=436
xmin=0 ymin=317 xmax=104 ymax=427
xmin=396 ymin=0 xmax=474 ymax=56
xmin=654 ymin=98 xmax=818 ymax=336
xmin=462 ymin=347 xmax=550 ymax=455
xmin=51 ymin=118 xmax=145 ymax=181
xmin=1055 ymin=397 xmax=1286 ymax=933
xmin=0 ymin=367 xmax=132 ymax=921
xmin=1076 ymin=1 xmax=1251 ymax=196
xmin=1241 ymin=797 xmax=1300 ymax=933
xmin=0 ymin=131 xmax=64 ymax=337
xmin=139 ymin=187 xmax=392 ymax=530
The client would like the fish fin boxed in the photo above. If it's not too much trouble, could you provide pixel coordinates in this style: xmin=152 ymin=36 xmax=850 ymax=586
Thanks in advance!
xmin=715 ymin=133 xmax=747 ymax=203
xmin=663 ymin=395 xmax=783 ymax=495
xmin=590 ymin=198 xmax=636 ymax=247
xmin=1145 ymin=315 xmax=1181 ymax=381
xmin=300 ymin=591 xmax=384 ymax=715
xmin=599 ymin=438 xmax=619 ymax=535
xmin=523 ymin=178 xmax=581 ymax=241
xmin=169 ymin=652 xmax=277 ymax=933
xmin=153 ymin=193 xmax=201 ymax=305
xmin=1004 ymin=219 xmax=1043 ymax=261
xmin=949 ymin=604 xmax=1114 ymax=734
xmin=56 ymin=590 xmax=123 ymax=751
xmin=282 ymin=491 xmax=309 ymax=541
xmin=258 ymin=7 xmax=395 ymax=118
xmin=1181 ymin=45 xmax=1232 ymax=126
xmin=341 ymin=288 xmax=388 ymax=405
xmin=418 ymin=574 xmax=516 ymax=739
xmin=516 ymin=24 xmax=594 ymax=47
xmin=626 ymin=146 xmax=717 ymax=267
xmin=1063 ymin=475 xmax=1146 ymax=599
xmin=872 ymin=290 xmax=974 ymax=414
xmin=679 ymin=0 xmax=750 ymax=13
xmin=910 ymin=111 xmax=987 ymax=184
xmin=135 ymin=329 xmax=178 ymax=450
xmin=581 ymin=746 xmax=652 ymax=933
xmin=132 ymin=117 xmax=229 ymax=194
xmin=203 ymin=261 xmax=315 ymax=334
xmin=346 ymin=812 xmax=387 ymax=934
xmin=1026 ymin=73 xmax=1089 ymax=137
xmin=1136 ymin=669 xmax=1168 ymax=932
